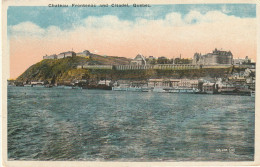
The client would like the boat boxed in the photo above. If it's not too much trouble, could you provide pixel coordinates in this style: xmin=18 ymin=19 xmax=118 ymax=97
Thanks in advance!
xmin=112 ymin=87 xmax=128 ymax=91
xmin=251 ymin=90 xmax=255 ymax=97
xmin=152 ymin=87 xmax=168 ymax=93
xmin=72 ymin=86 xmax=82 ymax=89
xmin=220 ymin=88 xmax=251 ymax=96
xmin=32 ymin=84 xmax=44 ymax=88
xmin=170 ymin=87 xmax=200 ymax=93
xmin=152 ymin=87 xmax=199 ymax=94
xmin=23 ymin=84 xmax=32 ymax=87
xmin=112 ymin=86 xmax=151 ymax=92
xmin=141 ymin=87 xmax=151 ymax=92
xmin=127 ymin=87 xmax=142 ymax=92
xmin=63 ymin=86 xmax=73 ymax=89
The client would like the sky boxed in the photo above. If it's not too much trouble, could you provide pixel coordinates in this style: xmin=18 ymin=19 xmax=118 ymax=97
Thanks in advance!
xmin=7 ymin=4 xmax=257 ymax=79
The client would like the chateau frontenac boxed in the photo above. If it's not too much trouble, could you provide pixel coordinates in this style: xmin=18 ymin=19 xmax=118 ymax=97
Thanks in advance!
xmin=193 ymin=48 xmax=233 ymax=65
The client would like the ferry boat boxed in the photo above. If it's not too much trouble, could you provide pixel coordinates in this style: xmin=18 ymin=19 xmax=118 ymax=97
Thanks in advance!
xmin=54 ymin=85 xmax=82 ymax=89
xmin=169 ymin=87 xmax=200 ymax=93
xmin=127 ymin=87 xmax=142 ymax=92
xmin=112 ymin=86 xmax=151 ymax=92
xmin=112 ymin=87 xmax=128 ymax=91
xmin=152 ymin=87 xmax=199 ymax=93
xmin=152 ymin=87 xmax=168 ymax=93
xmin=220 ymin=89 xmax=251 ymax=96
xmin=251 ymin=90 xmax=255 ymax=97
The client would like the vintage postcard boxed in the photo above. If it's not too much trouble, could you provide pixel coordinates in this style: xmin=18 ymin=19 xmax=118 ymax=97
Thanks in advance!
xmin=1 ymin=0 xmax=259 ymax=166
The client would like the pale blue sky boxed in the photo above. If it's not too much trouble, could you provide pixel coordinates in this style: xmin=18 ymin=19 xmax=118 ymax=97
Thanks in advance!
xmin=8 ymin=4 xmax=256 ymax=30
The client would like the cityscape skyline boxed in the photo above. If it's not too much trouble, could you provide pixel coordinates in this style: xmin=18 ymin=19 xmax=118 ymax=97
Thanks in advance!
xmin=8 ymin=4 xmax=257 ymax=79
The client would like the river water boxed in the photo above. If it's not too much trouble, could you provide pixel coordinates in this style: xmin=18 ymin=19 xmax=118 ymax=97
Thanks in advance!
xmin=7 ymin=86 xmax=255 ymax=161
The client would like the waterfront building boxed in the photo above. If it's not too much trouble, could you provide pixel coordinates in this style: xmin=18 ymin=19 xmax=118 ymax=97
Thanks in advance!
xmin=113 ymin=81 xmax=130 ymax=88
xmin=217 ymin=81 xmax=251 ymax=95
xmin=130 ymin=80 xmax=148 ymax=87
xmin=148 ymin=78 xmax=199 ymax=89
xmin=218 ymin=83 xmax=235 ymax=93
xmin=178 ymin=79 xmax=199 ymax=88
xmin=202 ymin=83 xmax=217 ymax=94
xmin=193 ymin=48 xmax=233 ymax=65
xmin=98 ymin=80 xmax=112 ymax=86
xmin=228 ymin=75 xmax=246 ymax=84
xmin=245 ymin=77 xmax=255 ymax=90
xmin=130 ymin=54 xmax=146 ymax=65
xmin=244 ymin=68 xmax=255 ymax=77
xmin=148 ymin=79 xmax=174 ymax=88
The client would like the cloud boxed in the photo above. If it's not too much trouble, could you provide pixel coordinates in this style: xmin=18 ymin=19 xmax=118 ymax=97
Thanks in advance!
xmin=9 ymin=21 xmax=45 ymax=36
xmin=184 ymin=11 xmax=202 ymax=24
xmin=83 ymin=15 xmax=133 ymax=30
xmin=183 ymin=10 xmax=241 ymax=24
xmin=8 ymin=10 xmax=254 ymax=37
xmin=165 ymin=12 xmax=184 ymax=26
xmin=221 ymin=5 xmax=231 ymax=14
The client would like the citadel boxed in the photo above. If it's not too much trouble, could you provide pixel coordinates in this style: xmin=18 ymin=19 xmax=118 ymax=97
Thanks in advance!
xmin=43 ymin=48 xmax=254 ymax=69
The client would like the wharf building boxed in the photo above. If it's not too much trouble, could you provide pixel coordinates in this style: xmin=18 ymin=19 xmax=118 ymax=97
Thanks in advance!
xmin=193 ymin=48 xmax=233 ymax=65
xmin=147 ymin=79 xmax=199 ymax=89
xmin=202 ymin=83 xmax=217 ymax=94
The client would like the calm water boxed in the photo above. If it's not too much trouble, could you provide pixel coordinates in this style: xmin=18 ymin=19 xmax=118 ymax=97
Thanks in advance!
xmin=8 ymin=87 xmax=255 ymax=161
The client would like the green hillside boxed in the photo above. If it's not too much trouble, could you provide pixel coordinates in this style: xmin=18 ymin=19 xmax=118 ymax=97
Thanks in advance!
xmin=16 ymin=55 xmax=233 ymax=85
xmin=16 ymin=55 xmax=131 ymax=83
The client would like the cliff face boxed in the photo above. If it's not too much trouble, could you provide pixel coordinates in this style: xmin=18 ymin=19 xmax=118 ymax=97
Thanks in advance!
xmin=16 ymin=55 xmax=233 ymax=84
xmin=16 ymin=55 xmax=131 ymax=83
